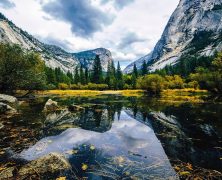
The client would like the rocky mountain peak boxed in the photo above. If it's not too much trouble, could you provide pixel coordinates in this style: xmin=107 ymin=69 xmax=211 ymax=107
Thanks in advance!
xmin=73 ymin=48 xmax=113 ymax=71
xmin=124 ymin=0 xmax=222 ymax=73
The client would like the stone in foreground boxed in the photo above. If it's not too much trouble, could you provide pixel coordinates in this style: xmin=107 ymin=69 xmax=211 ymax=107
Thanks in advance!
xmin=0 ymin=102 xmax=17 ymax=115
xmin=43 ymin=99 xmax=59 ymax=112
xmin=18 ymin=153 xmax=72 ymax=179
xmin=0 ymin=94 xmax=18 ymax=107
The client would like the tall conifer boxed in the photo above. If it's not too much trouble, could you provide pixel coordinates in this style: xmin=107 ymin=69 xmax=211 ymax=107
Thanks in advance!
xmin=91 ymin=55 xmax=103 ymax=84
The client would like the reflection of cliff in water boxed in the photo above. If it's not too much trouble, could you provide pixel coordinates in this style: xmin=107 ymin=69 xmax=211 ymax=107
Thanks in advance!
xmin=124 ymin=103 xmax=222 ymax=171
xmin=43 ymin=102 xmax=124 ymax=136
xmin=21 ymin=110 xmax=178 ymax=179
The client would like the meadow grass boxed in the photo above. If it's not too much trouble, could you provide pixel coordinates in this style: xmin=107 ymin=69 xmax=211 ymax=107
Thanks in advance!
xmin=161 ymin=88 xmax=209 ymax=103
xmin=36 ymin=90 xmax=145 ymax=97
xmin=35 ymin=89 xmax=209 ymax=103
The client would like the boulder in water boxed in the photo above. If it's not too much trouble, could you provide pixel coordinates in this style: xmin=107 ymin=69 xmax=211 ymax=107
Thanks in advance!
xmin=18 ymin=153 xmax=72 ymax=179
xmin=0 ymin=94 xmax=18 ymax=107
xmin=68 ymin=104 xmax=85 ymax=112
xmin=0 ymin=167 xmax=15 ymax=179
xmin=43 ymin=99 xmax=59 ymax=112
xmin=0 ymin=102 xmax=17 ymax=115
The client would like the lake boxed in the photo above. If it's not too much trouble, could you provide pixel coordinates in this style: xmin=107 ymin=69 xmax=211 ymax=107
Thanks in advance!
xmin=0 ymin=94 xmax=221 ymax=179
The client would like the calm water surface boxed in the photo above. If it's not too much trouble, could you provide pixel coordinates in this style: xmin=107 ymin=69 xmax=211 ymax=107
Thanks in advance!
xmin=0 ymin=95 xmax=221 ymax=179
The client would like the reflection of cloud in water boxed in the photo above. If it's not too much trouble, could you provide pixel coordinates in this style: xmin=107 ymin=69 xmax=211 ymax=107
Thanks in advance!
xmin=112 ymin=114 xmax=151 ymax=140
xmin=118 ymin=131 xmax=150 ymax=149
xmin=20 ymin=129 xmax=99 ymax=160
xmin=21 ymin=111 xmax=170 ymax=165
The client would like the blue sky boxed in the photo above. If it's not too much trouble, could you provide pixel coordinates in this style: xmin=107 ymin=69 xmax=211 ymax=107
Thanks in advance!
xmin=0 ymin=0 xmax=179 ymax=69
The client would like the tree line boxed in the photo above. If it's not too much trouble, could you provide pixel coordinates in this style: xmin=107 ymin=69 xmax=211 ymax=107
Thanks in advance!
xmin=45 ymin=55 xmax=126 ymax=90
xmin=45 ymin=53 xmax=149 ymax=90
xmin=0 ymin=43 xmax=138 ymax=91
xmin=0 ymin=43 xmax=221 ymax=94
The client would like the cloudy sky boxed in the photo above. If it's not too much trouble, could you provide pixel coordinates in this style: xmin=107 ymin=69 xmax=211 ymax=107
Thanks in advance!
xmin=0 ymin=0 xmax=179 ymax=68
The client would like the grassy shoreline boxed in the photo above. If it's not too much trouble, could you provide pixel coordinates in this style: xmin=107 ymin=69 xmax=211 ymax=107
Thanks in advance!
xmin=161 ymin=89 xmax=209 ymax=103
xmin=35 ymin=90 xmax=145 ymax=97
xmin=32 ymin=89 xmax=210 ymax=103
xmin=12 ymin=88 xmax=212 ymax=103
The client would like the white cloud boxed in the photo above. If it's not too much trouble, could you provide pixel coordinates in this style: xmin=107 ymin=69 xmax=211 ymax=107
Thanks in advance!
xmin=0 ymin=0 xmax=179 ymax=69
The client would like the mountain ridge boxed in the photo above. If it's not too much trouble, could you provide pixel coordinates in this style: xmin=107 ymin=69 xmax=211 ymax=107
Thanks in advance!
xmin=124 ymin=0 xmax=222 ymax=73
xmin=0 ymin=13 xmax=113 ymax=72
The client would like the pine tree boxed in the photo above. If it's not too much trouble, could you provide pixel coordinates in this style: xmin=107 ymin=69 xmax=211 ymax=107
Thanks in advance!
xmin=116 ymin=61 xmax=124 ymax=89
xmin=74 ymin=66 xmax=80 ymax=84
xmin=53 ymin=67 xmax=71 ymax=84
xmin=85 ymin=67 xmax=89 ymax=84
xmin=80 ymin=65 xmax=86 ymax=84
xmin=132 ymin=74 xmax=137 ymax=89
xmin=180 ymin=58 xmax=187 ymax=76
xmin=110 ymin=60 xmax=117 ymax=89
xmin=55 ymin=68 xmax=62 ymax=83
xmin=133 ymin=63 xmax=138 ymax=78
xmin=130 ymin=63 xmax=138 ymax=89
xmin=106 ymin=60 xmax=117 ymax=89
xmin=67 ymin=71 xmax=74 ymax=83
xmin=111 ymin=60 xmax=116 ymax=76
xmin=105 ymin=60 xmax=111 ymax=86
xmin=45 ymin=67 xmax=56 ymax=85
xmin=141 ymin=60 xmax=148 ymax=76
xmin=91 ymin=55 xmax=103 ymax=84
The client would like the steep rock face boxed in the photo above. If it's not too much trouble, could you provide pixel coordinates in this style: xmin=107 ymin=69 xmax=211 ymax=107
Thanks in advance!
xmin=124 ymin=0 xmax=222 ymax=73
xmin=74 ymin=48 xmax=113 ymax=71
xmin=0 ymin=13 xmax=112 ymax=72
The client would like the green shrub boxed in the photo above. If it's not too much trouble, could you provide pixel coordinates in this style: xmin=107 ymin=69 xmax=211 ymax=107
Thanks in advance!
xmin=165 ymin=75 xmax=184 ymax=89
xmin=58 ymin=83 xmax=69 ymax=90
xmin=46 ymin=84 xmax=57 ymax=90
xmin=189 ymin=68 xmax=222 ymax=93
xmin=186 ymin=81 xmax=199 ymax=89
xmin=0 ymin=43 xmax=46 ymax=91
xmin=87 ymin=83 xmax=108 ymax=90
xmin=137 ymin=74 xmax=165 ymax=94
xmin=70 ymin=84 xmax=81 ymax=90
xmin=123 ymin=84 xmax=132 ymax=90
xmin=69 ymin=83 xmax=109 ymax=90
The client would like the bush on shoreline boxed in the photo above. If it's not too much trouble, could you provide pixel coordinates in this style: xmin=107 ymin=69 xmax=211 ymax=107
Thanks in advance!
xmin=56 ymin=83 xmax=109 ymax=91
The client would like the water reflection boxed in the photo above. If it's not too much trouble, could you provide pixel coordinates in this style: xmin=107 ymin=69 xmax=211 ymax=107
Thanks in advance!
xmin=125 ymin=99 xmax=222 ymax=172
xmin=20 ymin=111 xmax=177 ymax=179
xmin=0 ymin=95 xmax=221 ymax=179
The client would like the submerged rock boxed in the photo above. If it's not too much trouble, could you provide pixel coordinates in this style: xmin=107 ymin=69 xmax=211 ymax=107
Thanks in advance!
xmin=0 ymin=102 xmax=17 ymax=115
xmin=0 ymin=102 xmax=7 ymax=114
xmin=43 ymin=110 xmax=80 ymax=136
xmin=0 ymin=122 xmax=3 ymax=129
xmin=18 ymin=153 xmax=72 ymax=179
xmin=0 ymin=94 xmax=18 ymax=107
xmin=68 ymin=104 xmax=85 ymax=112
xmin=45 ymin=110 xmax=72 ymax=124
xmin=0 ymin=167 xmax=15 ymax=179
xmin=43 ymin=99 xmax=59 ymax=112
xmin=0 ymin=153 xmax=72 ymax=179
xmin=0 ymin=94 xmax=18 ymax=117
